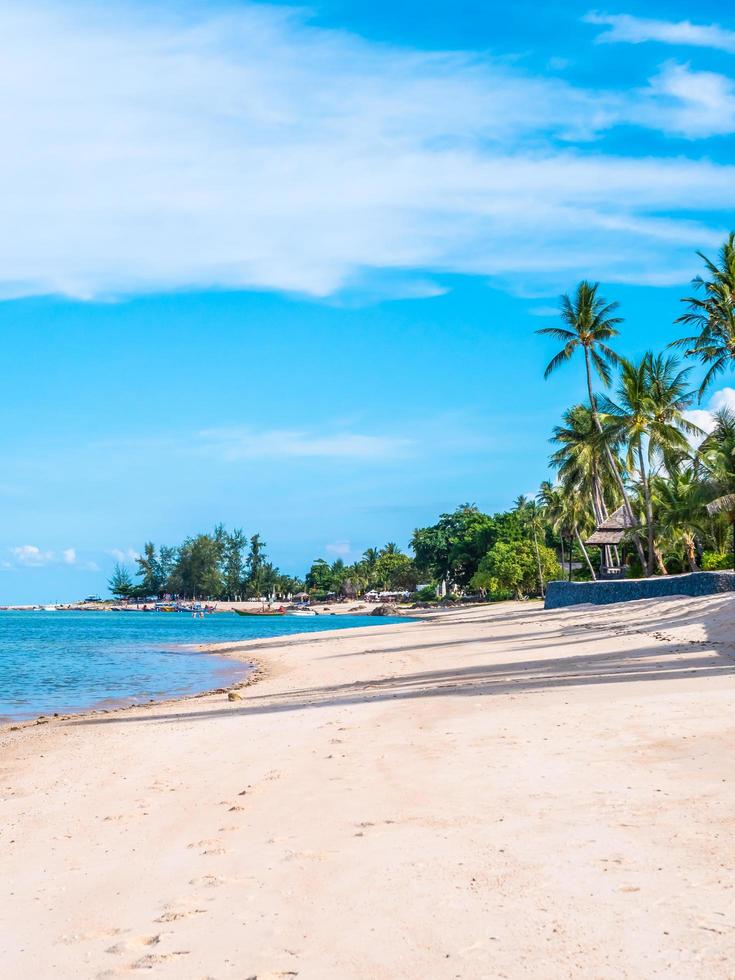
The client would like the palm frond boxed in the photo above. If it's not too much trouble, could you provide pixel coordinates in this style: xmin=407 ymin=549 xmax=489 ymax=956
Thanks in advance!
xmin=706 ymin=494 xmax=735 ymax=516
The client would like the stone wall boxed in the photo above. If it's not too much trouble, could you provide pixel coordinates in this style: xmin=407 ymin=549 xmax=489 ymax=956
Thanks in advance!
xmin=545 ymin=571 xmax=735 ymax=609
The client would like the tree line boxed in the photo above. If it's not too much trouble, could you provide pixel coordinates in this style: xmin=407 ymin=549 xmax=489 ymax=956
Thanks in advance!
xmin=534 ymin=231 xmax=735 ymax=584
xmin=109 ymin=232 xmax=735 ymax=603
xmin=108 ymin=527 xmax=303 ymax=600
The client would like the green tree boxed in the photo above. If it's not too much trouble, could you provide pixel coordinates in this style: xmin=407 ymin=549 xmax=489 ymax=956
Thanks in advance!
xmin=471 ymin=541 xmax=561 ymax=600
xmin=411 ymin=504 xmax=496 ymax=589
xmin=698 ymin=408 xmax=735 ymax=569
xmin=601 ymin=353 xmax=699 ymax=575
xmin=244 ymin=533 xmax=267 ymax=598
xmin=513 ymin=495 xmax=548 ymax=597
xmin=222 ymin=528 xmax=247 ymax=600
xmin=135 ymin=542 xmax=163 ymax=597
xmin=538 ymin=282 xmax=647 ymax=567
xmin=108 ymin=563 xmax=134 ymax=600
xmin=651 ymin=467 xmax=708 ymax=572
xmin=305 ymin=558 xmax=334 ymax=594
xmin=168 ymin=534 xmax=223 ymax=598
xmin=157 ymin=546 xmax=176 ymax=593
xmin=671 ymin=232 xmax=735 ymax=398
xmin=372 ymin=552 xmax=418 ymax=591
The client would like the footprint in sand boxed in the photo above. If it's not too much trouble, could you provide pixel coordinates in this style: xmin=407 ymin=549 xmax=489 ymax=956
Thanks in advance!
xmin=189 ymin=874 xmax=227 ymax=888
xmin=155 ymin=908 xmax=207 ymax=923
xmin=131 ymin=951 xmax=190 ymax=970
xmin=106 ymin=933 xmax=162 ymax=956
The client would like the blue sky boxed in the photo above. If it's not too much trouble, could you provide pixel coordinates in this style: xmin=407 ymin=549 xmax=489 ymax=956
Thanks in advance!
xmin=2 ymin=0 xmax=735 ymax=601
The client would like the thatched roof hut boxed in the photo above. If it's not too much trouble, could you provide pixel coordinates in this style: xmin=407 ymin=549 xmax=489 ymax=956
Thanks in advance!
xmin=586 ymin=505 xmax=637 ymax=547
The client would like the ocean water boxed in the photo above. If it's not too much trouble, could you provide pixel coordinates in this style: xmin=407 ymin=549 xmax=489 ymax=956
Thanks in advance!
xmin=0 ymin=610 xmax=405 ymax=721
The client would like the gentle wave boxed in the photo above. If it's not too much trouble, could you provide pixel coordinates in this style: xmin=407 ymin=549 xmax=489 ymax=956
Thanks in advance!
xmin=0 ymin=610 xmax=404 ymax=721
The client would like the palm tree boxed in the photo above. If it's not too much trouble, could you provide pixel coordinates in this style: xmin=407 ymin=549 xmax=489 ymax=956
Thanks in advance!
xmin=600 ymin=353 xmax=699 ymax=575
xmin=537 ymin=281 xmax=622 ymax=409
xmin=537 ymin=480 xmax=596 ymax=581
xmin=537 ymin=282 xmax=647 ymax=568
xmin=362 ymin=547 xmax=380 ymax=569
xmin=538 ymin=480 xmax=568 ymax=573
xmin=698 ymin=408 xmax=735 ymax=569
xmin=652 ymin=467 xmax=708 ymax=572
xmin=550 ymin=404 xmax=619 ymax=524
xmin=514 ymin=495 xmax=548 ymax=597
xmin=670 ymin=232 xmax=735 ymax=399
xmin=381 ymin=542 xmax=400 ymax=556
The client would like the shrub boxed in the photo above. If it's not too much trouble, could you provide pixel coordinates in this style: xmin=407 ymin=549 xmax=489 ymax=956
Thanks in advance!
xmin=702 ymin=551 xmax=734 ymax=571
xmin=412 ymin=584 xmax=438 ymax=602
xmin=471 ymin=540 xmax=562 ymax=600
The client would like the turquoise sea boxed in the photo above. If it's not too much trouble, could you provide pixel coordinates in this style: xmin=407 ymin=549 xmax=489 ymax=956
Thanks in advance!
xmin=0 ymin=610 xmax=404 ymax=721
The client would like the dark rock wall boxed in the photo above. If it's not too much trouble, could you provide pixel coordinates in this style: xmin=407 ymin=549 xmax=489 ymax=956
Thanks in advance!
xmin=545 ymin=572 xmax=735 ymax=609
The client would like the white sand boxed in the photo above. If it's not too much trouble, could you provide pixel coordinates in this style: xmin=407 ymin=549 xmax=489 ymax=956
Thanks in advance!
xmin=2 ymin=595 xmax=735 ymax=978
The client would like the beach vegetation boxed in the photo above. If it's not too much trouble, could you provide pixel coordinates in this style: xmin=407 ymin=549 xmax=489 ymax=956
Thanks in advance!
xmin=471 ymin=540 xmax=561 ymax=600
xmin=108 ymin=563 xmax=134 ymax=599
xmin=671 ymin=233 xmax=735 ymax=399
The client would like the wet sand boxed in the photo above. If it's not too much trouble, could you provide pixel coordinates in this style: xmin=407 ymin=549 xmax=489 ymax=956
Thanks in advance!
xmin=2 ymin=595 xmax=735 ymax=978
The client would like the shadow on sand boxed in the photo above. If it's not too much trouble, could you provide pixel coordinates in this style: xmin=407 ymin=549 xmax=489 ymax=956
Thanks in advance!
xmin=70 ymin=595 xmax=735 ymax=728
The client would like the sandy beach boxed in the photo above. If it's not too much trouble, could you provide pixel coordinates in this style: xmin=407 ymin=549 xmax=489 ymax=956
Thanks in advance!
xmin=2 ymin=596 xmax=735 ymax=978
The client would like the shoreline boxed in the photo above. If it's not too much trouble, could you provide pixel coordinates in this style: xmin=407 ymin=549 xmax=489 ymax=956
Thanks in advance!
xmin=0 ymin=613 xmax=420 ymax=730
xmin=4 ymin=597 xmax=735 ymax=977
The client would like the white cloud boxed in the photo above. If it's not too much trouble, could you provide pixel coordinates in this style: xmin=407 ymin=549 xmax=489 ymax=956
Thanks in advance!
xmin=197 ymin=427 xmax=414 ymax=461
xmin=0 ymin=1 xmax=733 ymax=302
xmin=108 ymin=548 xmax=140 ymax=564
xmin=636 ymin=62 xmax=735 ymax=138
xmin=585 ymin=12 xmax=735 ymax=53
xmin=8 ymin=545 xmax=99 ymax=571
xmin=325 ymin=540 xmax=353 ymax=558
xmin=684 ymin=387 xmax=735 ymax=444
xmin=11 ymin=545 xmax=55 ymax=567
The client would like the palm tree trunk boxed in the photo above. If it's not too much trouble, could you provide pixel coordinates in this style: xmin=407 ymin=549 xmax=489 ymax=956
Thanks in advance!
xmin=684 ymin=534 xmax=697 ymax=572
xmin=584 ymin=347 xmax=648 ymax=572
xmin=531 ymin=524 xmax=545 ymax=598
xmin=574 ymin=524 xmax=597 ymax=580
xmin=568 ymin=534 xmax=573 ymax=582
xmin=637 ymin=443 xmax=655 ymax=576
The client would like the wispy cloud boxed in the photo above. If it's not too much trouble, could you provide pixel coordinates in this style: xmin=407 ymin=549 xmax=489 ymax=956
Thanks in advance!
xmin=636 ymin=62 xmax=735 ymax=138
xmin=684 ymin=387 xmax=735 ymax=445
xmin=0 ymin=1 xmax=733 ymax=303
xmin=8 ymin=545 xmax=99 ymax=571
xmin=107 ymin=548 xmax=140 ymax=564
xmin=325 ymin=540 xmax=353 ymax=558
xmin=585 ymin=12 xmax=735 ymax=53
xmin=11 ymin=545 xmax=55 ymax=567
xmin=197 ymin=427 xmax=414 ymax=461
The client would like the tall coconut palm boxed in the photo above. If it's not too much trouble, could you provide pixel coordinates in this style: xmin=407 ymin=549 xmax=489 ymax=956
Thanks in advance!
xmin=537 ymin=282 xmax=647 ymax=568
xmin=698 ymin=408 xmax=735 ymax=569
xmin=550 ymin=403 xmax=620 ymax=524
xmin=670 ymin=232 xmax=735 ymax=399
xmin=600 ymin=353 xmax=699 ymax=575
xmin=537 ymin=281 xmax=622 ymax=410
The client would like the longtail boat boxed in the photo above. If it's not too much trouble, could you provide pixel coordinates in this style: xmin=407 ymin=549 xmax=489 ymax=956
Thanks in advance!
xmin=232 ymin=606 xmax=286 ymax=617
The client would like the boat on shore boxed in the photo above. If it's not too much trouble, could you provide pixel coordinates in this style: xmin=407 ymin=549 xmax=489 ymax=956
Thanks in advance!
xmin=232 ymin=606 xmax=286 ymax=617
